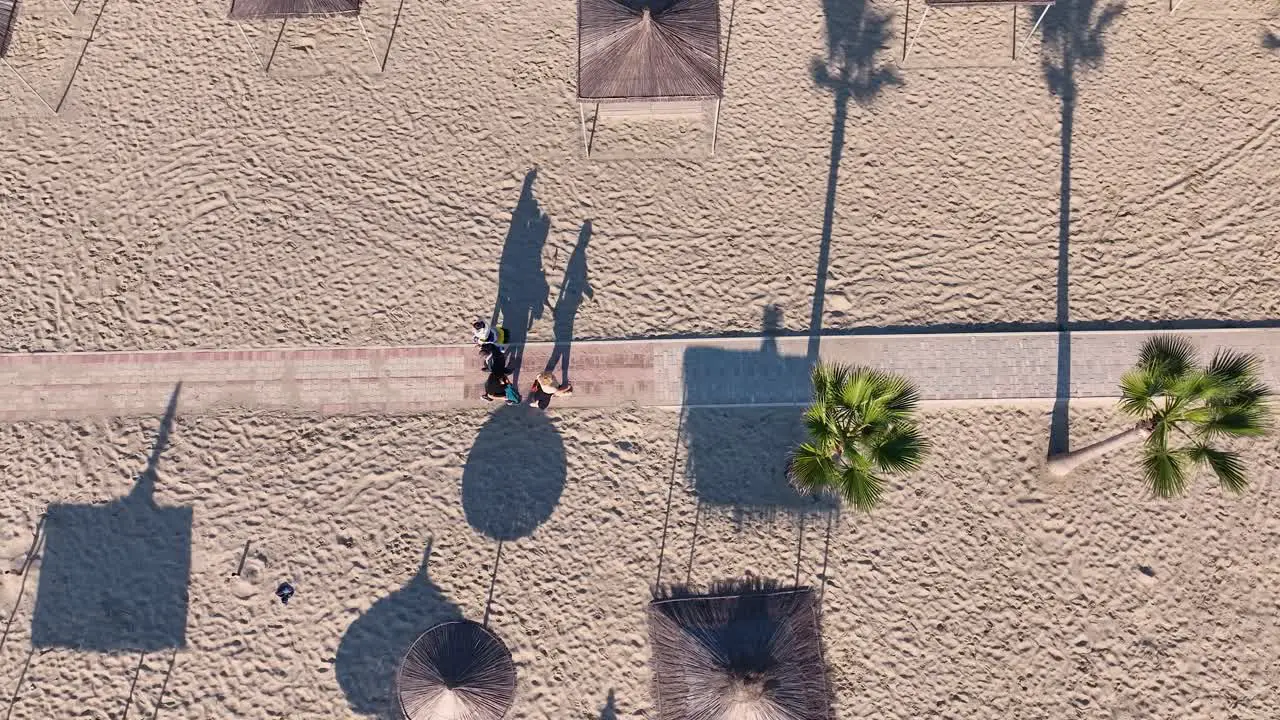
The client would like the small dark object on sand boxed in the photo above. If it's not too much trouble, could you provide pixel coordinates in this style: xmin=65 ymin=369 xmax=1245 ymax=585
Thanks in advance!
xmin=276 ymin=582 xmax=296 ymax=604
xmin=1138 ymin=565 xmax=1155 ymax=577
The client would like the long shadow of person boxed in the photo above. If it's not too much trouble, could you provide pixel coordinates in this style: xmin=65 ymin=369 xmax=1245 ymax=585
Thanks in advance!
xmin=336 ymin=539 xmax=462 ymax=718
xmin=493 ymin=169 xmax=552 ymax=386
xmin=599 ymin=689 xmax=619 ymax=720
xmin=544 ymin=220 xmax=594 ymax=385
xmin=31 ymin=383 xmax=192 ymax=653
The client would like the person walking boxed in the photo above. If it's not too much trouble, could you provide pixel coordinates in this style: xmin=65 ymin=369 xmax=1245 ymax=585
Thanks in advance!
xmin=528 ymin=371 xmax=572 ymax=409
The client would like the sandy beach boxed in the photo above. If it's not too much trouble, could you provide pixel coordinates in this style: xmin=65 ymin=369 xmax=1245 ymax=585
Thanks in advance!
xmin=2 ymin=0 xmax=1280 ymax=717
xmin=1 ymin=0 xmax=1278 ymax=351
xmin=1 ymin=405 xmax=1278 ymax=719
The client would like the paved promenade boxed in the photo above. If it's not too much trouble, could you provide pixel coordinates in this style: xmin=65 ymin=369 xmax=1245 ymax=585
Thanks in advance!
xmin=1 ymin=329 xmax=1279 ymax=421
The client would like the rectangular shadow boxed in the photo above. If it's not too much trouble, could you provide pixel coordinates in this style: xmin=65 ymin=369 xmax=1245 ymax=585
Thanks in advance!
xmin=682 ymin=343 xmax=835 ymax=515
xmin=32 ymin=498 xmax=192 ymax=652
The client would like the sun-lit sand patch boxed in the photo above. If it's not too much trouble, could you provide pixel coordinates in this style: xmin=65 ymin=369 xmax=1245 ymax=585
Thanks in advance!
xmin=0 ymin=405 xmax=1277 ymax=719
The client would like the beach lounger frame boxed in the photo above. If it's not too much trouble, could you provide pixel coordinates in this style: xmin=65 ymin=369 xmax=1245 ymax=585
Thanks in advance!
xmin=1 ymin=0 xmax=111 ymax=114
xmin=227 ymin=0 xmax=406 ymax=75
xmin=902 ymin=0 xmax=1055 ymax=62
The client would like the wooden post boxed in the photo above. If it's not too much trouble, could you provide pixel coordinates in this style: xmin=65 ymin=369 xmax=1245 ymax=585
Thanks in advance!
xmin=381 ymin=0 xmax=407 ymax=72
xmin=264 ymin=19 xmax=287 ymax=74
xmin=903 ymin=5 xmax=930 ymax=61
xmin=710 ymin=97 xmax=722 ymax=155
xmin=55 ymin=0 xmax=111 ymax=113
xmin=356 ymin=16 xmax=379 ymax=71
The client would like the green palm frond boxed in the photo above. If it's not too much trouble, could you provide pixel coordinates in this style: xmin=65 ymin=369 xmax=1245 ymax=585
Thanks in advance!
xmin=1138 ymin=335 xmax=1196 ymax=382
xmin=791 ymin=362 xmax=927 ymax=512
xmin=837 ymin=367 xmax=881 ymax=411
xmin=802 ymin=407 xmax=840 ymax=455
xmin=836 ymin=454 xmax=884 ymax=513
xmin=1142 ymin=443 xmax=1190 ymax=499
xmin=787 ymin=443 xmax=839 ymax=497
xmin=811 ymin=362 xmax=851 ymax=403
xmin=1196 ymin=406 xmax=1270 ymax=439
xmin=1167 ymin=369 xmax=1217 ymax=405
xmin=1188 ymin=445 xmax=1248 ymax=494
xmin=1207 ymin=350 xmax=1261 ymax=387
xmin=870 ymin=425 xmax=928 ymax=474
xmin=1118 ymin=367 xmax=1161 ymax=418
xmin=877 ymin=372 xmax=921 ymax=417
xmin=1114 ymin=335 xmax=1272 ymax=497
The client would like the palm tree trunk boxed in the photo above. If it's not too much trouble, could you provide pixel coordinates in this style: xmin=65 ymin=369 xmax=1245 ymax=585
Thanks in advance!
xmin=1046 ymin=424 xmax=1148 ymax=477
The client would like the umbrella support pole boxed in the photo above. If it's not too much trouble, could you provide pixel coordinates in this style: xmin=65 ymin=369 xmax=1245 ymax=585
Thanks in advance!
xmin=710 ymin=98 xmax=722 ymax=155
xmin=54 ymin=0 xmax=111 ymax=113
xmin=482 ymin=541 xmax=504 ymax=627
xmin=118 ymin=652 xmax=146 ymax=720
xmin=5 ymin=648 xmax=34 ymax=719
xmin=653 ymin=408 xmax=685 ymax=589
xmin=264 ymin=19 xmax=287 ymax=75
xmin=381 ymin=0 xmax=407 ymax=71
xmin=2 ymin=60 xmax=57 ymax=115
xmin=684 ymin=499 xmax=702 ymax=585
xmin=0 ymin=515 xmax=46 ymax=656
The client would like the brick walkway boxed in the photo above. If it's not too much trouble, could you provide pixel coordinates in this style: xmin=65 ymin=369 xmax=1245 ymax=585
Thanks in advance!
xmin=1 ymin=329 xmax=1278 ymax=421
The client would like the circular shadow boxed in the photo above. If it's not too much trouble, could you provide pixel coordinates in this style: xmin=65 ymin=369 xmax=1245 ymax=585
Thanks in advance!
xmin=462 ymin=406 xmax=566 ymax=541
xmin=336 ymin=544 xmax=461 ymax=717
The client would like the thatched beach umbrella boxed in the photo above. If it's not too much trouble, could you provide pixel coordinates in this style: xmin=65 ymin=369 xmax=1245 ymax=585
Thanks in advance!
xmin=397 ymin=620 xmax=517 ymax=720
xmin=228 ymin=0 xmax=361 ymax=20
xmin=578 ymin=0 xmax=722 ymax=100
xmin=1 ymin=0 xmax=17 ymax=58
xmin=647 ymin=586 xmax=832 ymax=720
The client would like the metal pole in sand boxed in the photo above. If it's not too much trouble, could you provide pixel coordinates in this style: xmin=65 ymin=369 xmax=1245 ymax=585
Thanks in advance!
xmin=264 ymin=19 xmax=287 ymax=74
xmin=55 ymin=0 xmax=112 ymax=113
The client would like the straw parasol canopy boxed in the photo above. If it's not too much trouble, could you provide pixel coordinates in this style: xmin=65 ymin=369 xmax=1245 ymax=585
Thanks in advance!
xmin=647 ymin=586 xmax=832 ymax=720
xmin=397 ymin=620 xmax=517 ymax=720
xmin=1 ymin=0 xmax=17 ymax=58
xmin=228 ymin=0 xmax=361 ymax=20
xmin=578 ymin=0 xmax=722 ymax=100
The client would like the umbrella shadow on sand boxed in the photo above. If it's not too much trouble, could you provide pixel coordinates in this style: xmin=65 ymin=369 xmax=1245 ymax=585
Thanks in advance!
xmin=461 ymin=406 xmax=567 ymax=542
xmin=681 ymin=307 xmax=836 ymax=520
xmin=31 ymin=384 xmax=192 ymax=653
xmin=336 ymin=540 xmax=462 ymax=718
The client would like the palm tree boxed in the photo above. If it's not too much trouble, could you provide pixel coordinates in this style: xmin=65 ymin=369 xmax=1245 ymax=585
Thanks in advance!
xmin=787 ymin=363 xmax=928 ymax=512
xmin=1046 ymin=336 xmax=1272 ymax=497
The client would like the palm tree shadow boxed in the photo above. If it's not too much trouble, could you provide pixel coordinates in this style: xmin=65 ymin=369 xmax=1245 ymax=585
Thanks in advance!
xmin=335 ymin=539 xmax=462 ymax=718
xmin=808 ymin=0 xmax=903 ymax=361
xmin=493 ymin=169 xmax=552 ymax=386
xmin=1039 ymin=0 xmax=1124 ymax=456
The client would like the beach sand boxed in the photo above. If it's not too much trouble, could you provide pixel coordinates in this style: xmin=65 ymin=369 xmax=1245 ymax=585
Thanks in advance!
xmin=1 ymin=0 xmax=1278 ymax=351
xmin=1 ymin=405 xmax=1278 ymax=719
xmin=3 ymin=0 xmax=1280 ymax=717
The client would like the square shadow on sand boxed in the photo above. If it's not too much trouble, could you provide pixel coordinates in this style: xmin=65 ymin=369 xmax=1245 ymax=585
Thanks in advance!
xmin=32 ymin=490 xmax=193 ymax=652
xmin=682 ymin=333 xmax=836 ymax=517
